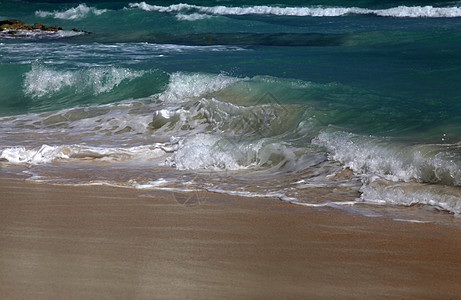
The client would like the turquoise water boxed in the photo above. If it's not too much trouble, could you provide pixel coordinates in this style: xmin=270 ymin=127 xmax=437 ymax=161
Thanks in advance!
xmin=2 ymin=0 xmax=461 ymax=220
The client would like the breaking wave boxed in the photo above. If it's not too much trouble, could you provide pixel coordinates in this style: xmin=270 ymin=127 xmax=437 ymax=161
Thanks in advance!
xmin=155 ymin=72 xmax=241 ymax=103
xmin=3 ymin=69 xmax=461 ymax=215
xmin=313 ymin=129 xmax=461 ymax=186
xmin=128 ymin=2 xmax=461 ymax=18
xmin=36 ymin=3 xmax=108 ymax=20
xmin=24 ymin=64 xmax=145 ymax=98
xmin=360 ymin=179 xmax=461 ymax=215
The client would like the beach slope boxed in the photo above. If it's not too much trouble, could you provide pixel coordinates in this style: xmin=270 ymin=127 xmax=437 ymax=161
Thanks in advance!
xmin=1 ymin=179 xmax=461 ymax=299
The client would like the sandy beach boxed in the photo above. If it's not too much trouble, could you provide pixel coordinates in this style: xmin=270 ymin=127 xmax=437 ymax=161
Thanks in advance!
xmin=1 ymin=178 xmax=461 ymax=299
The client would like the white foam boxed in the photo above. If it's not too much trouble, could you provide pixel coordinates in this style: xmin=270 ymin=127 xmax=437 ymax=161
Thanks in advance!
xmin=311 ymin=130 xmax=461 ymax=214
xmin=375 ymin=6 xmax=461 ymax=18
xmin=0 ymin=29 xmax=85 ymax=40
xmin=312 ymin=130 xmax=461 ymax=186
xmin=156 ymin=72 xmax=240 ymax=103
xmin=284 ymin=200 xmax=358 ymax=207
xmin=36 ymin=3 xmax=108 ymax=20
xmin=0 ymin=144 xmax=170 ymax=165
xmin=393 ymin=219 xmax=432 ymax=224
xmin=129 ymin=2 xmax=191 ymax=13
xmin=24 ymin=66 xmax=74 ymax=98
xmin=128 ymin=2 xmax=461 ymax=18
xmin=205 ymin=186 xmax=295 ymax=201
xmin=128 ymin=2 xmax=363 ymax=16
xmin=0 ymin=145 xmax=65 ymax=164
xmin=169 ymin=134 xmax=243 ymax=170
xmin=176 ymin=13 xmax=212 ymax=21
xmin=206 ymin=187 xmax=360 ymax=210
xmin=130 ymin=180 xmax=196 ymax=192
xmin=360 ymin=179 xmax=461 ymax=215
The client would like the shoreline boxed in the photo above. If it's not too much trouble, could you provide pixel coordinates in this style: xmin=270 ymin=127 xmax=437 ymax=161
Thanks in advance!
xmin=1 ymin=178 xmax=461 ymax=298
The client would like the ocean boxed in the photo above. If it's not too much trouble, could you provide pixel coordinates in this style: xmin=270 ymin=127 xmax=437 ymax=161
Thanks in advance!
xmin=2 ymin=0 xmax=461 ymax=224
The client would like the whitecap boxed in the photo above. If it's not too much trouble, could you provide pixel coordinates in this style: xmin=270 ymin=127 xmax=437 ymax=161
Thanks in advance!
xmin=175 ymin=13 xmax=212 ymax=21
xmin=36 ymin=3 xmax=108 ymax=20
xmin=312 ymin=129 xmax=461 ymax=186
xmin=128 ymin=2 xmax=461 ymax=18
xmin=23 ymin=64 xmax=145 ymax=98
xmin=155 ymin=72 xmax=241 ymax=103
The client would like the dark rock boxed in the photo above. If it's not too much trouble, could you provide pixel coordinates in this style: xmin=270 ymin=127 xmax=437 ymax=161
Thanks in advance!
xmin=0 ymin=19 xmax=29 ymax=30
xmin=0 ymin=19 xmax=62 ymax=32
xmin=45 ymin=26 xmax=62 ymax=32
xmin=72 ymin=28 xmax=91 ymax=34
xmin=32 ymin=23 xmax=45 ymax=30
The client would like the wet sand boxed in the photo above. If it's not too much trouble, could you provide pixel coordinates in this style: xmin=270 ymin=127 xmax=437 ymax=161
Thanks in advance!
xmin=1 ymin=178 xmax=461 ymax=299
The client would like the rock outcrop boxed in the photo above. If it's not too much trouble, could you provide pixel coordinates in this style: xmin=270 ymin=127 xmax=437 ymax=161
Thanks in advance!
xmin=0 ymin=19 xmax=62 ymax=32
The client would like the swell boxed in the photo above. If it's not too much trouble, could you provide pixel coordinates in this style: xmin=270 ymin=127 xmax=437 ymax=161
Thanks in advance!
xmin=89 ymin=32 xmax=348 ymax=46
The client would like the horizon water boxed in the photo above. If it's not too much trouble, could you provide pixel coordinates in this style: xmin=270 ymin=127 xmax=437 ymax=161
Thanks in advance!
xmin=2 ymin=0 xmax=461 ymax=225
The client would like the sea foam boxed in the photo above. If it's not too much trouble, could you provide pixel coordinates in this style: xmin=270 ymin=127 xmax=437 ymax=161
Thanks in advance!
xmin=175 ymin=13 xmax=212 ymax=21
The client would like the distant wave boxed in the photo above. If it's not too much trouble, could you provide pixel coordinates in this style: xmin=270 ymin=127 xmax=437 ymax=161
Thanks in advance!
xmin=129 ymin=2 xmax=461 ymax=18
xmin=36 ymin=3 xmax=108 ymax=20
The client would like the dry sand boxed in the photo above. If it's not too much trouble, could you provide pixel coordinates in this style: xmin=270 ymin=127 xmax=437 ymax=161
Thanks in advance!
xmin=1 ymin=178 xmax=461 ymax=299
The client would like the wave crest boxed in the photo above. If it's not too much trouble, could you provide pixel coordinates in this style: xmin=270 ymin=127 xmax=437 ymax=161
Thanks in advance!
xmin=313 ymin=129 xmax=461 ymax=186
xmin=155 ymin=72 xmax=241 ymax=103
xmin=128 ymin=2 xmax=461 ymax=18
xmin=36 ymin=3 xmax=108 ymax=20
xmin=24 ymin=64 xmax=145 ymax=99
